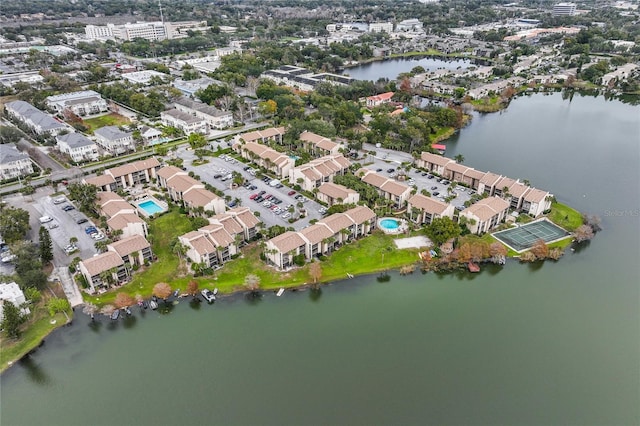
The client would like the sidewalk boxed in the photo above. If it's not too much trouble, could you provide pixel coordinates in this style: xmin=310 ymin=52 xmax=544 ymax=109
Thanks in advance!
xmin=52 ymin=266 xmax=84 ymax=307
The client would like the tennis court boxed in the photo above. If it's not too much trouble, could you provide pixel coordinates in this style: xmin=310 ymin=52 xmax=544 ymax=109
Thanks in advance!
xmin=493 ymin=219 xmax=570 ymax=252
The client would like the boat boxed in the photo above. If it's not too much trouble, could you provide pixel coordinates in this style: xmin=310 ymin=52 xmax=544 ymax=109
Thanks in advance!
xmin=149 ymin=300 xmax=158 ymax=310
xmin=142 ymin=301 xmax=148 ymax=309
xmin=468 ymin=262 xmax=480 ymax=273
xmin=124 ymin=307 xmax=132 ymax=316
xmin=201 ymin=289 xmax=216 ymax=303
xmin=173 ymin=289 xmax=180 ymax=298
xmin=110 ymin=310 xmax=120 ymax=320
xmin=276 ymin=288 xmax=285 ymax=297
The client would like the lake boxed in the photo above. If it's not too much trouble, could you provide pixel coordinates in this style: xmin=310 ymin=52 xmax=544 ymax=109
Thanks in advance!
xmin=342 ymin=56 xmax=471 ymax=81
xmin=1 ymin=93 xmax=639 ymax=426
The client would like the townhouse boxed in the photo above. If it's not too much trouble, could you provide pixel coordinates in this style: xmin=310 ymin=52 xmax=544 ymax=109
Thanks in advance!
xmin=418 ymin=152 xmax=553 ymax=217
xmin=5 ymin=100 xmax=67 ymax=136
xmin=139 ymin=125 xmax=163 ymax=144
xmin=407 ymin=193 xmax=455 ymax=225
xmin=317 ymin=182 xmax=360 ymax=206
xmin=156 ymin=165 xmax=225 ymax=214
xmin=97 ymin=191 xmax=137 ymax=219
xmin=237 ymin=127 xmax=286 ymax=145
xmin=56 ymin=132 xmax=99 ymax=163
xmin=45 ymin=91 xmax=109 ymax=116
xmin=0 ymin=143 xmax=33 ymax=182
xmin=459 ymin=197 xmax=510 ymax=235
xmin=178 ymin=207 xmax=260 ymax=268
xmin=365 ymin=91 xmax=394 ymax=108
xmin=415 ymin=151 xmax=454 ymax=175
xmin=78 ymin=235 xmax=153 ymax=292
xmin=233 ymin=141 xmax=295 ymax=179
xmin=94 ymin=125 xmax=135 ymax=155
xmin=264 ymin=205 xmax=376 ymax=269
xmin=83 ymin=158 xmax=161 ymax=191
xmin=160 ymin=109 xmax=207 ymax=135
xmin=173 ymin=97 xmax=234 ymax=130
xmin=358 ymin=169 xmax=412 ymax=208
xmin=289 ymin=154 xmax=351 ymax=192
xmin=298 ymin=131 xmax=342 ymax=156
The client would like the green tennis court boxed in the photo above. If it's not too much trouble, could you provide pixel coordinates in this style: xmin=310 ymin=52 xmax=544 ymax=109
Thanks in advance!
xmin=493 ymin=219 xmax=570 ymax=252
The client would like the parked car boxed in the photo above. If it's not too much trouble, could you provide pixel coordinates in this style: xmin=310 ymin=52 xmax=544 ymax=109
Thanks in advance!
xmin=249 ymin=185 xmax=257 ymax=190
xmin=39 ymin=216 xmax=53 ymax=224
xmin=76 ymin=218 xmax=88 ymax=224
xmin=249 ymin=194 xmax=258 ymax=200
xmin=288 ymin=190 xmax=296 ymax=196
xmin=1 ymin=253 xmax=16 ymax=263
xmin=92 ymin=233 xmax=105 ymax=241
xmin=48 ymin=223 xmax=59 ymax=230
xmin=281 ymin=212 xmax=291 ymax=219
xmin=62 ymin=205 xmax=75 ymax=211
xmin=432 ymin=192 xmax=440 ymax=196
xmin=85 ymin=226 xmax=97 ymax=234
xmin=53 ymin=197 xmax=66 ymax=204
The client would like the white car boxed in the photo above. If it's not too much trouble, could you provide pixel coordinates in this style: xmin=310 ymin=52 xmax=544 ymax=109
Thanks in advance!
xmin=92 ymin=233 xmax=105 ymax=241
xmin=281 ymin=212 xmax=291 ymax=219
xmin=39 ymin=216 xmax=53 ymax=224
xmin=1 ymin=253 xmax=16 ymax=263
xmin=53 ymin=197 xmax=66 ymax=204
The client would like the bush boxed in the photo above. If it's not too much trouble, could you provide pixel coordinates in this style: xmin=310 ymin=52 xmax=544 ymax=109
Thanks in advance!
xmin=293 ymin=254 xmax=305 ymax=266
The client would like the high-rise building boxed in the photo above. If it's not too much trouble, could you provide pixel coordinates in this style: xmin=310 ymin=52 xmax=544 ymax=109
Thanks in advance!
xmin=553 ymin=2 xmax=577 ymax=16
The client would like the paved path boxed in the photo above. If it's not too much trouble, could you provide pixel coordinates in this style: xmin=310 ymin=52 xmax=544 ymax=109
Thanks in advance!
xmin=394 ymin=236 xmax=432 ymax=249
xmin=53 ymin=266 xmax=84 ymax=307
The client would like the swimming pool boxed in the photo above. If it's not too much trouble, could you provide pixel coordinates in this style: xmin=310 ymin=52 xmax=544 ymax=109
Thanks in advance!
xmin=379 ymin=218 xmax=400 ymax=230
xmin=138 ymin=199 xmax=164 ymax=216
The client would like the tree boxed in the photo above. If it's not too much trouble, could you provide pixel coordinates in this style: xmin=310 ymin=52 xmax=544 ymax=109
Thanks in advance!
xmin=100 ymin=304 xmax=116 ymax=316
xmin=39 ymin=226 xmax=53 ymax=264
xmin=489 ymin=242 xmax=508 ymax=264
xmin=574 ymin=224 xmax=595 ymax=242
xmin=424 ymin=217 xmax=461 ymax=246
xmin=47 ymin=297 xmax=70 ymax=316
xmin=530 ymin=239 xmax=549 ymax=259
xmin=186 ymin=280 xmax=199 ymax=298
xmin=519 ymin=251 xmax=537 ymax=262
xmin=0 ymin=206 xmax=30 ymax=243
xmin=153 ymin=282 xmax=172 ymax=300
xmin=454 ymin=154 xmax=465 ymax=164
xmin=258 ymin=99 xmax=277 ymax=118
xmin=1 ymin=301 xmax=27 ymax=338
xmin=67 ymin=183 xmax=98 ymax=214
xmin=114 ymin=293 xmax=135 ymax=309
xmin=309 ymin=261 xmax=322 ymax=284
xmin=244 ymin=274 xmax=260 ymax=292
xmin=187 ymin=133 xmax=207 ymax=150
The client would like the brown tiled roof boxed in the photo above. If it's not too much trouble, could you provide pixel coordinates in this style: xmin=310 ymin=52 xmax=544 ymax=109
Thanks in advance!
xmin=97 ymin=191 xmax=126 ymax=205
xmin=380 ymin=180 xmax=410 ymax=197
xmin=209 ymin=214 xmax=243 ymax=235
xmin=157 ymin=165 xmax=184 ymax=180
xmin=465 ymin=168 xmax=486 ymax=180
xmin=183 ymin=187 xmax=220 ymax=208
xmin=107 ymin=158 xmax=160 ymax=178
xmin=420 ymin=152 xmax=453 ymax=167
xmin=318 ymin=182 xmax=356 ymax=200
xmin=85 ymin=174 xmax=115 ymax=187
xmin=408 ymin=194 xmax=449 ymax=214
xmin=524 ymin=188 xmax=549 ymax=203
xmin=108 ymin=234 xmax=150 ymax=257
xmin=167 ymin=174 xmax=201 ymax=193
xmin=480 ymin=172 xmax=503 ymax=186
xmin=81 ymin=251 xmax=123 ymax=277
xmin=200 ymin=223 xmax=235 ymax=247
xmin=318 ymin=213 xmax=354 ymax=233
xmin=101 ymin=200 xmax=136 ymax=218
xmin=360 ymin=170 xmax=388 ymax=187
xmin=445 ymin=162 xmax=471 ymax=175
xmin=300 ymin=223 xmax=334 ymax=245
xmin=107 ymin=213 xmax=145 ymax=230
xmin=343 ymin=205 xmax=376 ymax=224
xmin=509 ymin=182 xmax=530 ymax=198
xmin=268 ymin=231 xmax=307 ymax=254
xmin=239 ymin=127 xmax=285 ymax=143
xmin=462 ymin=197 xmax=509 ymax=221
xmin=181 ymin=231 xmax=217 ymax=255
xmin=229 ymin=207 xmax=260 ymax=228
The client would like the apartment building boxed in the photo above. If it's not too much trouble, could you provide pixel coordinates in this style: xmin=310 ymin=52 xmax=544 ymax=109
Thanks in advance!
xmin=459 ymin=197 xmax=510 ymax=234
xmin=407 ymin=193 xmax=455 ymax=225
xmin=56 ymin=133 xmax=99 ymax=163
xmin=46 ymin=91 xmax=109 ymax=116
xmin=173 ymin=97 xmax=234 ymax=130
xmin=156 ymin=166 xmax=225 ymax=214
xmin=233 ymin=141 xmax=295 ymax=179
xmin=0 ymin=144 xmax=33 ymax=182
xmin=160 ymin=109 xmax=207 ymax=135
xmin=94 ymin=126 xmax=135 ymax=155
xmin=289 ymin=154 xmax=351 ymax=192
xmin=316 ymin=182 xmax=360 ymax=206
xmin=237 ymin=127 xmax=286 ymax=145
xmin=5 ymin=100 xmax=67 ymax=136
xmin=358 ymin=169 xmax=412 ymax=208
xmin=298 ymin=131 xmax=342 ymax=156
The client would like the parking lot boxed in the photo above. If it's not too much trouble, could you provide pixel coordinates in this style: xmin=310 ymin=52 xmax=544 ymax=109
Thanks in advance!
xmin=176 ymin=146 xmax=324 ymax=229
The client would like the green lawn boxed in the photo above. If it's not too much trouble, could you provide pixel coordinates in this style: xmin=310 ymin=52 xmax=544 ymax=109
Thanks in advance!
xmin=548 ymin=202 xmax=582 ymax=231
xmin=1 ymin=311 xmax=68 ymax=373
xmin=83 ymin=113 xmax=131 ymax=134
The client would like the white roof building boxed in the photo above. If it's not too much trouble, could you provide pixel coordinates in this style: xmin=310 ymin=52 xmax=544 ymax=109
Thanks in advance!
xmin=0 ymin=281 xmax=30 ymax=321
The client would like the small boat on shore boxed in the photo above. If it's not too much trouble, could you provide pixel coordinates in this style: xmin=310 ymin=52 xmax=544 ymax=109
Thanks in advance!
xmin=276 ymin=288 xmax=285 ymax=297
xmin=124 ymin=307 xmax=132 ymax=316
xmin=468 ymin=262 xmax=480 ymax=273
xmin=173 ymin=289 xmax=180 ymax=298
xmin=111 ymin=310 xmax=120 ymax=320
xmin=149 ymin=300 xmax=158 ymax=310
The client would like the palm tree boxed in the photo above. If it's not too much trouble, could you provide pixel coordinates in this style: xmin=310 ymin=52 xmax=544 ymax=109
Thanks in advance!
xmin=454 ymin=154 xmax=465 ymax=163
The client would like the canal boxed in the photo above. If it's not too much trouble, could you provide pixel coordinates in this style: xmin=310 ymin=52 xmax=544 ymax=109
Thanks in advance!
xmin=1 ymin=93 xmax=638 ymax=426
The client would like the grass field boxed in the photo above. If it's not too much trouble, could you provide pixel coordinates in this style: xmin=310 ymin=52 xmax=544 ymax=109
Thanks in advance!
xmin=0 ymin=309 xmax=68 ymax=373
xmin=548 ymin=202 xmax=583 ymax=231
xmin=83 ymin=113 xmax=130 ymax=134
xmin=82 ymin=208 xmax=422 ymax=306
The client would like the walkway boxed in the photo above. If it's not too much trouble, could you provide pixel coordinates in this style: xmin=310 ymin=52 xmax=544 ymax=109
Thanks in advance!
xmin=53 ymin=266 xmax=84 ymax=307
xmin=394 ymin=236 xmax=432 ymax=249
